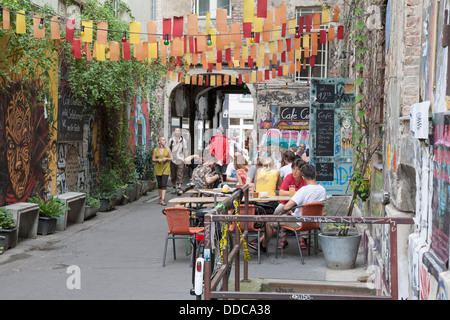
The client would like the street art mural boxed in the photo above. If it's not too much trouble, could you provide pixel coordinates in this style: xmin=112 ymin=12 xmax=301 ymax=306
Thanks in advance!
xmin=0 ymin=81 xmax=51 ymax=205
xmin=129 ymin=92 xmax=151 ymax=149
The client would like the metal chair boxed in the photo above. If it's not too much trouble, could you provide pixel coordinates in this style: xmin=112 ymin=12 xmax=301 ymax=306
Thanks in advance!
xmin=162 ymin=207 xmax=204 ymax=267
xmin=275 ymin=202 xmax=324 ymax=264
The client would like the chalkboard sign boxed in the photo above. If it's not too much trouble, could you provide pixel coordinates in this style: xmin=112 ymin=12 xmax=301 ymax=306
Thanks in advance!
xmin=315 ymin=110 xmax=334 ymax=157
xmin=316 ymin=84 xmax=335 ymax=103
xmin=279 ymin=106 xmax=310 ymax=121
xmin=316 ymin=163 xmax=334 ymax=182
xmin=57 ymin=87 xmax=84 ymax=142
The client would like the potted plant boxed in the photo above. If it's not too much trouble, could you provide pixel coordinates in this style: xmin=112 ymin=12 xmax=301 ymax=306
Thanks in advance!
xmin=28 ymin=196 xmax=69 ymax=236
xmin=85 ymin=194 xmax=100 ymax=219
xmin=97 ymin=168 xmax=121 ymax=211
xmin=318 ymin=3 xmax=383 ymax=270
xmin=0 ymin=207 xmax=18 ymax=252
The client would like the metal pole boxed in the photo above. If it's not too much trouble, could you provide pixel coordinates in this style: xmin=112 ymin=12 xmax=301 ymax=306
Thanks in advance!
xmin=390 ymin=221 xmax=398 ymax=300
xmin=204 ymin=214 xmax=211 ymax=300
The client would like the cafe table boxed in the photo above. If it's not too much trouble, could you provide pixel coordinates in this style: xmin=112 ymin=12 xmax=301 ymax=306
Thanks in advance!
xmin=168 ymin=195 xmax=292 ymax=206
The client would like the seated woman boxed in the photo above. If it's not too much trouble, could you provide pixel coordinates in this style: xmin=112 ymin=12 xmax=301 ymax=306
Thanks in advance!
xmin=234 ymin=153 xmax=250 ymax=185
xmin=274 ymin=158 xmax=306 ymax=249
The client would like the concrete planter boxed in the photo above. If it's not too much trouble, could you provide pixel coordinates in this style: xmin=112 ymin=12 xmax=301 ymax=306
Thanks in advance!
xmin=0 ymin=227 xmax=18 ymax=250
xmin=319 ymin=232 xmax=362 ymax=270
xmin=84 ymin=206 xmax=100 ymax=220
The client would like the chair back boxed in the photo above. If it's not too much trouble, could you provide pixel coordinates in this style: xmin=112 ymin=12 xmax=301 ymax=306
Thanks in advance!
xmin=298 ymin=202 xmax=324 ymax=231
xmin=230 ymin=205 xmax=261 ymax=232
xmin=163 ymin=207 xmax=191 ymax=234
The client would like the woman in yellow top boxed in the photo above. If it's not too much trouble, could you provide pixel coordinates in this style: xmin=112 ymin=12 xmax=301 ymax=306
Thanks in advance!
xmin=253 ymin=157 xmax=280 ymax=215
xmin=152 ymin=136 xmax=172 ymax=206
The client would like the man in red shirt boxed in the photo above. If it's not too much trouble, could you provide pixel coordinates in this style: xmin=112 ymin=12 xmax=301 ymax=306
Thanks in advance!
xmin=209 ymin=126 xmax=230 ymax=177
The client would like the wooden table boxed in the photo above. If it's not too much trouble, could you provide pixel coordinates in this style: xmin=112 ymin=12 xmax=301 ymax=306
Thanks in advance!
xmin=168 ymin=195 xmax=292 ymax=205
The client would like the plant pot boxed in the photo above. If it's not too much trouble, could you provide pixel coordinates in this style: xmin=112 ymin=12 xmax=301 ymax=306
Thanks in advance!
xmin=0 ymin=236 xmax=5 ymax=255
xmin=113 ymin=188 xmax=123 ymax=206
xmin=319 ymin=232 xmax=362 ymax=270
xmin=37 ymin=217 xmax=57 ymax=236
xmin=0 ymin=227 xmax=18 ymax=250
xmin=99 ymin=198 xmax=112 ymax=212
xmin=84 ymin=206 xmax=100 ymax=220
xmin=127 ymin=182 xmax=137 ymax=202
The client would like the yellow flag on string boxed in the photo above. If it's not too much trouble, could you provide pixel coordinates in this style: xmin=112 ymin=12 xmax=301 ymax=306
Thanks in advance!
xmin=82 ymin=20 xmax=93 ymax=42
xmin=16 ymin=10 xmax=26 ymax=34
xmin=129 ymin=22 xmax=141 ymax=44
xmin=96 ymin=43 xmax=106 ymax=61
xmin=205 ymin=12 xmax=211 ymax=34
xmin=148 ymin=42 xmax=158 ymax=59
xmin=243 ymin=0 xmax=254 ymax=23
xmin=322 ymin=8 xmax=330 ymax=25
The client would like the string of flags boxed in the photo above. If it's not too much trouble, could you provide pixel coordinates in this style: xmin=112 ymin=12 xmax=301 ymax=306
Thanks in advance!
xmin=1 ymin=2 xmax=356 ymax=85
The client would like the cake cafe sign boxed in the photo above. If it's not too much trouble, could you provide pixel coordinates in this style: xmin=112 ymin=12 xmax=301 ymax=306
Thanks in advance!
xmin=279 ymin=106 xmax=310 ymax=122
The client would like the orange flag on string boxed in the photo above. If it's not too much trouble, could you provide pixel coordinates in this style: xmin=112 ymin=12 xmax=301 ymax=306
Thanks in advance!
xmin=216 ymin=8 xmax=228 ymax=33
xmin=97 ymin=22 xmax=108 ymax=45
xmin=2 ymin=7 xmax=10 ymax=30
xmin=33 ymin=15 xmax=45 ymax=38
xmin=311 ymin=32 xmax=318 ymax=56
xmin=312 ymin=13 xmax=320 ymax=29
xmin=333 ymin=6 xmax=341 ymax=22
xmin=147 ymin=21 xmax=157 ymax=43
xmin=187 ymin=14 xmax=198 ymax=36
xmin=110 ymin=41 xmax=120 ymax=61
xmin=51 ymin=16 xmax=60 ymax=39
xmin=328 ymin=27 xmax=335 ymax=41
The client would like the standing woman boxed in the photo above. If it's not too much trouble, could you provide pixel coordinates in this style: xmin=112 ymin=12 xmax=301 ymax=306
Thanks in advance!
xmin=152 ymin=136 xmax=172 ymax=205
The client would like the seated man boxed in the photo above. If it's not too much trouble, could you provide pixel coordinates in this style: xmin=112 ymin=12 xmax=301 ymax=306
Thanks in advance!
xmin=249 ymin=164 xmax=326 ymax=252
xmin=190 ymin=156 xmax=221 ymax=189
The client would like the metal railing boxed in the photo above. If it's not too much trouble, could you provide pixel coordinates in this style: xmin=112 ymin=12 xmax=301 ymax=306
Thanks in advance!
xmin=202 ymin=186 xmax=414 ymax=300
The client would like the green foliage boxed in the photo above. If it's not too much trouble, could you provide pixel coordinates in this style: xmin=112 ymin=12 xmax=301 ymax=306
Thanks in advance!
xmin=0 ymin=0 xmax=59 ymax=109
xmin=28 ymin=196 xmax=70 ymax=219
xmin=97 ymin=168 xmax=121 ymax=199
xmin=0 ymin=207 xmax=16 ymax=230
xmin=85 ymin=195 xmax=100 ymax=208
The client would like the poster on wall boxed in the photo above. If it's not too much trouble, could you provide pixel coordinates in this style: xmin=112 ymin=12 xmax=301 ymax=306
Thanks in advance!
xmin=57 ymin=86 xmax=84 ymax=142
xmin=430 ymin=113 xmax=450 ymax=270
xmin=310 ymin=78 xmax=355 ymax=195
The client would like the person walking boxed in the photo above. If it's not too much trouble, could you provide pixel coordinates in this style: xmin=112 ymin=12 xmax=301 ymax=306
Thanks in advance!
xmin=152 ymin=136 xmax=172 ymax=206
xmin=209 ymin=126 xmax=230 ymax=178
xmin=168 ymin=127 xmax=188 ymax=195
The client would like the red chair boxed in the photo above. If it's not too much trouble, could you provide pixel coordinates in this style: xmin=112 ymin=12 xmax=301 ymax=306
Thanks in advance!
xmin=229 ymin=204 xmax=265 ymax=264
xmin=275 ymin=202 xmax=324 ymax=264
xmin=162 ymin=207 xmax=204 ymax=267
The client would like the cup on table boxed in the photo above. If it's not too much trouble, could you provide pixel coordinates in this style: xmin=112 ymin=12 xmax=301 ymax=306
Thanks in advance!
xmin=289 ymin=185 xmax=296 ymax=197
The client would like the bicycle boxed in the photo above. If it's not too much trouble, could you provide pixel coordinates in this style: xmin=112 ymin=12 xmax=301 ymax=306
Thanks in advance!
xmin=189 ymin=187 xmax=244 ymax=299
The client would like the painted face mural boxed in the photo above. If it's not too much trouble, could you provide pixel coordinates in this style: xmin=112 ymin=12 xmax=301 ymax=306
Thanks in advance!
xmin=0 ymin=81 xmax=50 ymax=205
xmin=5 ymin=91 xmax=33 ymax=199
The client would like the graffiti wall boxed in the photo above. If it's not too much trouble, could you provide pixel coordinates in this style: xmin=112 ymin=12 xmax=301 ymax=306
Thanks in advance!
xmin=129 ymin=92 xmax=152 ymax=150
xmin=0 ymin=81 xmax=53 ymax=205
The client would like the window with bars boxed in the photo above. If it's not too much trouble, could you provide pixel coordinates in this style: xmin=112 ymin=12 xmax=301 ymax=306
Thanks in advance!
xmin=295 ymin=7 xmax=329 ymax=83
xmin=196 ymin=0 xmax=230 ymax=17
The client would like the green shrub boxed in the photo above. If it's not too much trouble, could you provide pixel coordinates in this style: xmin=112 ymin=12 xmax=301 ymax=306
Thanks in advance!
xmin=0 ymin=207 xmax=16 ymax=230
xmin=28 ymin=196 xmax=69 ymax=219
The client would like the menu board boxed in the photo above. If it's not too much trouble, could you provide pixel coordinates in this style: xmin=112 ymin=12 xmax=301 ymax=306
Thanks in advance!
xmin=57 ymin=86 xmax=84 ymax=142
xmin=310 ymin=78 xmax=355 ymax=195
xmin=316 ymin=84 xmax=335 ymax=103
xmin=315 ymin=110 xmax=334 ymax=157
xmin=316 ymin=163 xmax=334 ymax=182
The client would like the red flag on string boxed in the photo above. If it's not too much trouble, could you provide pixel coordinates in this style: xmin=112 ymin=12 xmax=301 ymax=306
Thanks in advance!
xmin=337 ymin=25 xmax=344 ymax=39
xmin=305 ymin=15 xmax=311 ymax=33
xmin=286 ymin=38 xmax=291 ymax=51
xmin=238 ymin=74 xmax=243 ymax=85
xmin=278 ymin=66 xmax=283 ymax=77
xmin=320 ymin=30 xmax=327 ymax=44
xmin=281 ymin=23 xmax=286 ymax=38
xmin=163 ymin=18 xmax=172 ymax=39
xmin=248 ymin=57 xmax=254 ymax=68
xmin=217 ymin=50 xmax=223 ymax=63
xmin=66 ymin=19 xmax=75 ymax=42
xmin=173 ymin=16 xmax=183 ymax=38
xmin=257 ymin=0 xmax=267 ymax=18
xmin=73 ymin=39 xmax=81 ymax=59
xmin=265 ymin=69 xmax=270 ymax=80
xmin=243 ymin=22 xmax=252 ymax=38
xmin=122 ymin=41 xmax=130 ymax=60
xmin=298 ymin=16 xmax=304 ymax=34
xmin=225 ymin=48 xmax=231 ymax=61
xmin=310 ymin=55 xmax=316 ymax=67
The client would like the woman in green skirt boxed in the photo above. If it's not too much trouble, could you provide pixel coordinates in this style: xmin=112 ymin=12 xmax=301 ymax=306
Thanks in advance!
xmin=152 ymin=136 xmax=172 ymax=205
